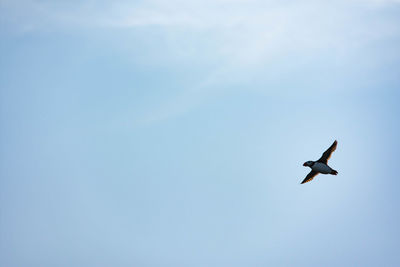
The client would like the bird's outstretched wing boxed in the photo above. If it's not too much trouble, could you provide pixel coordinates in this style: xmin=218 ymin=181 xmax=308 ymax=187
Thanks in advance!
xmin=301 ymin=170 xmax=319 ymax=184
xmin=317 ymin=140 xmax=337 ymax=164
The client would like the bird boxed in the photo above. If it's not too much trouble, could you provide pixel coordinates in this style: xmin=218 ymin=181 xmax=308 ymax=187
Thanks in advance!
xmin=301 ymin=140 xmax=338 ymax=184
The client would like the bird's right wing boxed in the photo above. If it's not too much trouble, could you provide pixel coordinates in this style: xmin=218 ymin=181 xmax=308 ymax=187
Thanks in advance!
xmin=301 ymin=170 xmax=319 ymax=184
xmin=317 ymin=140 xmax=337 ymax=164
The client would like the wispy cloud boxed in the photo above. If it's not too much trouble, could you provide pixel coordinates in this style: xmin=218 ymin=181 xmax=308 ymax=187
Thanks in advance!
xmin=3 ymin=1 xmax=399 ymax=59
xmin=2 ymin=0 xmax=399 ymax=123
xmin=3 ymin=1 xmax=399 ymax=58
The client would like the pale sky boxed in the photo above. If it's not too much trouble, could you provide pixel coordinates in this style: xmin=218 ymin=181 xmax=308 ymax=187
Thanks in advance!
xmin=1 ymin=1 xmax=400 ymax=266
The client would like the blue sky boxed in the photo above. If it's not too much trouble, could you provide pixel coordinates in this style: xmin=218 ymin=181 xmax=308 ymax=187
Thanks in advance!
xmin=1 ymin=0 xmax=400 ymax=266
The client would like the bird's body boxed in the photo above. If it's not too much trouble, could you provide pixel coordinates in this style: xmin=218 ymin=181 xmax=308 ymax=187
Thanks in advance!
xmin=301 ymin=140 xmax=338 ymax=184
xmin=310 ymin=162 xmax=334 ymax=174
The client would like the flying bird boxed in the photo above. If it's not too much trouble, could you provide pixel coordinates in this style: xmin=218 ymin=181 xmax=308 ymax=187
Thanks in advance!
xmin=301 ymin=140 xmax=338 ymax=184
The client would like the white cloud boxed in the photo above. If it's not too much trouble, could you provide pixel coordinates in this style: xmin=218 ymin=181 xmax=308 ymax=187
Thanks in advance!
xmin=2 ymin=0 xmax=399 ymax=123
xmin=3 ymin=0 xmax=399 ymax=61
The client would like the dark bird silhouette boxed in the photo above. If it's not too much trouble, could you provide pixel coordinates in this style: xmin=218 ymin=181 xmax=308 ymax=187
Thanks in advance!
xmin=301 ymin=140 xmax=338 ymax=184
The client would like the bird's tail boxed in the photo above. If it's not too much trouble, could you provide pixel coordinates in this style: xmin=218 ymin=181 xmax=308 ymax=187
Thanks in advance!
xmin=331 ymin=169 xmax=338 ymax=175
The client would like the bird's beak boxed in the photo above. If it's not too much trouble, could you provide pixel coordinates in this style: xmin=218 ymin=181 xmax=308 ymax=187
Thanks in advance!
xmin=303 ymin=162 xmax=307 ymax=166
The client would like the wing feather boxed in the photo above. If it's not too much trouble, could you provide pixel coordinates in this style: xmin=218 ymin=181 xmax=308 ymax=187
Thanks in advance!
xmin=317 ymin=140 xmax=337 ymax=164
xmin=301 ymin=170 xmax=319 ymax=184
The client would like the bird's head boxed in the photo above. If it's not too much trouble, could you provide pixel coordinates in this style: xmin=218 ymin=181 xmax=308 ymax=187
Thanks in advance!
xmin=303 ymin=161 xmax=313 ymax=167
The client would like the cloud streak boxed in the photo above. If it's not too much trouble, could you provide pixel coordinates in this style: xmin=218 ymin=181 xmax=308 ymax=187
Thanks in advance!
xmin=3 ymin=1 xmax=399 ymax=60
xmin=2 ymin=0 xmax=399 ymax=123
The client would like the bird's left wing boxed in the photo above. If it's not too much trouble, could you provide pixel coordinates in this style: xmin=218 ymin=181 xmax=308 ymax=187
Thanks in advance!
xmin=317 ymin=140 xmax=337 ymax=164
xmin=301 ymin=170 xmax=319 ymax=184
